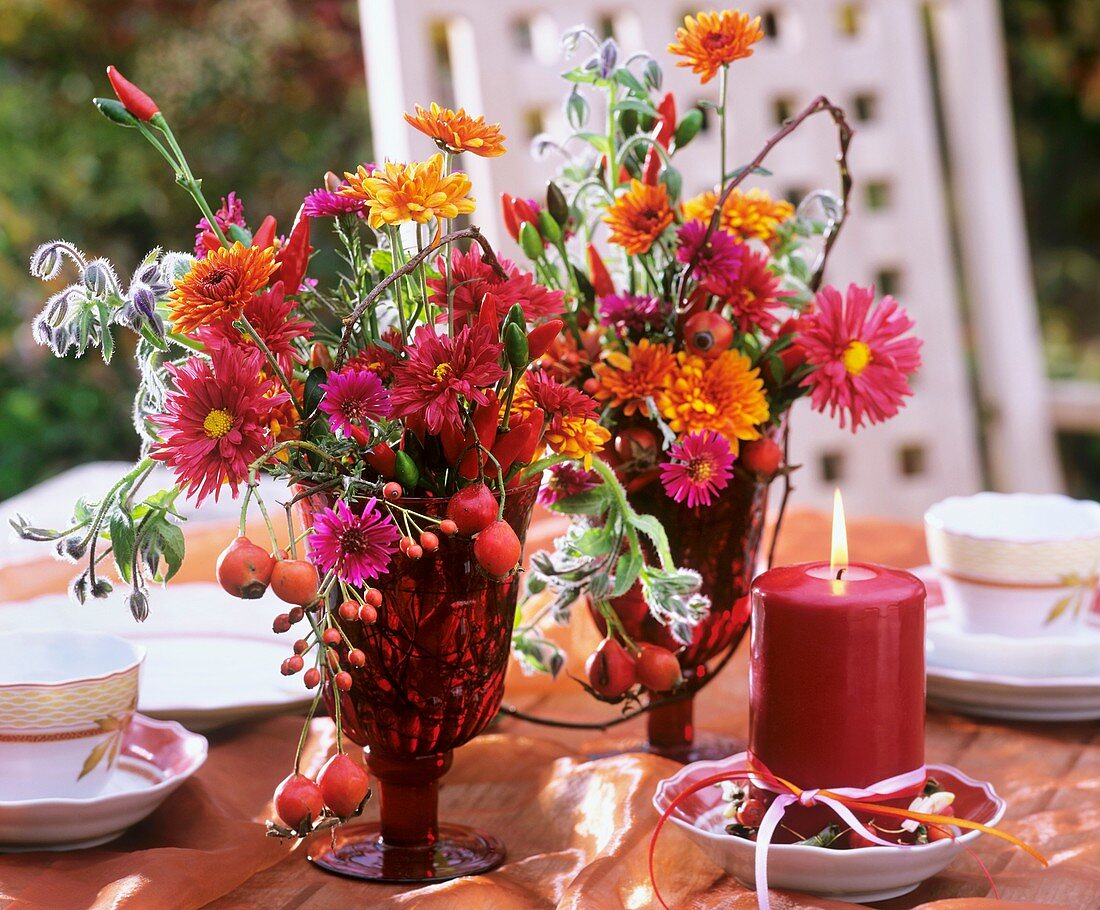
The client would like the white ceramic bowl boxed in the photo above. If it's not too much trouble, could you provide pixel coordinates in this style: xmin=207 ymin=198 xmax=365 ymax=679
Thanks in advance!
xmin=0 ymin=630 xmax=144 ymax=800
xmin=924 ymin=493 xmax=1100 ymax=636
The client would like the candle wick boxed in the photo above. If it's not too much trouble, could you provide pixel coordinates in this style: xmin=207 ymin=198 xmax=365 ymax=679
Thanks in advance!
xmin=835 ymin=567 xmax=846 ymax=581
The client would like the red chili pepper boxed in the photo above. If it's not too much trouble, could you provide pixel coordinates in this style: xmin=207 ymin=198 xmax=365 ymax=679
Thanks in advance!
xmin=512 ymin=197 xmax=539 ymax=232
xmin=459 ymin=392 xmax=500 ymax=479
xmin=478 ymin=291 xmax=502 ymax=336
xmin=275 ymin=215 xmax=311 ymax=293
xmin=643 ymin=93 xmax=678 ymax=185
xmin=404 ymin=414 xmax=427 ymax=445
xmin=348 ymin=425 xmax=370 ymax=448
xmin=491 ymin=409 xmax=545 ymax=476
xmin=363 ymin=442 xmax=397 ymax=478
xmin=439 ymin=421 xmax=466 ymax=464
xmin=587 ymin=244 xmax=615 ymax=298
xmin=526 ymin=319 xmax=564 ymax=361
xmin=106 ymin=66 xmax=159 ymax=121
xmin=501 ymin=194 xmax=521 ymax=242
xmin=252 ymin=215 xmax=277 ymax=250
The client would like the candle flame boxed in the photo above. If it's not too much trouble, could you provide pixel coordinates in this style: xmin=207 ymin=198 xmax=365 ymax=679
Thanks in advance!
xmin=830 ymin=488 xmax=849 ymax=578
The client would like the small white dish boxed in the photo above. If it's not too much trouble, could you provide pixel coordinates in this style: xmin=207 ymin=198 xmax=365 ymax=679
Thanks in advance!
xmin=925 ymin=493 xmax=1100 ymax=637
xmin=654 ymin=757 xmax=1005 ymax=903
xmin=0 ymin=584 xmax=310 ymax=731
xmin=0 ymin=713 xmax=207 ymax=851
xmin=0 ymin=630 xmax=144 ymax=800
xmin=925 ymin=664 xmax=1100 ymax=722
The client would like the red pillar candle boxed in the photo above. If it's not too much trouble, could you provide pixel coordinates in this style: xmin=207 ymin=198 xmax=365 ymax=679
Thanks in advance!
xmin=748 ymin=494 xmax=926 ymax=835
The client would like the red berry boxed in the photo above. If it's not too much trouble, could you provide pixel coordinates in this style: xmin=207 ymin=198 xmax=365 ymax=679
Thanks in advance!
xmin=286 ymin=654 xmax=304 ymax=673
xmin=405 ymin=544 xmax=424 ymax=560
xmin=288 ymin=606 xmax=305 ymax=624
xmin=585 ymin=637 xmax=637 ymax=698
xmin=635 ymin=643 xmax=682 ymax=692
xmin=318 ymin=753 xmax=370 ymax=818
xmin=848 ymin=823 xmax=883 ymax=849
xmin=399 ymin=535 xmax=415 ymax=553
xmin=444 ymin=483 xmax=498 ymax=536
xmin=272 ymin=613 xmax=292 ymax=634
xmin=383 ymin=482 xmax=403 ymax=501
xmin=279 ymin=658 xmax=292 ymax=676
xmin=736 ymin=798 xmax=767 ymax=828
xmin=348 ymin=648 xmax=366 ymax=668
xmin=612 ymin=426 xmax=659 ymax=465
xmin=322 ymin=628 xmax=341 ymax=645
xmin=364 ymin=588 xmax=383 ymax=608
xmin=304 ymin=668 xmax=321 ymax=689
xmin=684 ymin=311 xmax=734 ymax=359
xmin=293 ymin=639 xmax=309 ymax=655
xmin=419 ymin=531 xmax=439 ymax=552
xmin=274 ymin=772 xmax=324 ymax=831
xmin=927 ymin=822 xmax=959 ymax=842
xmin=473 ymin=519 xmax=521 ymax=577
xmin=740 ymin=437 xmax=782 ymax=478
xmin=216 ymin=536 xmax=275 ymax=599
xmin=439 ymin=519 xmax=458 ymax=537
xmin=334 ymin=671 xmax=353 ymax=691
xmin=338 ymin=601 xmax=359 ymax=621
xmin=358 ymin=604 xmax=378 ymax=624
xmin=271 ymin=559 xmax=319 ymax=606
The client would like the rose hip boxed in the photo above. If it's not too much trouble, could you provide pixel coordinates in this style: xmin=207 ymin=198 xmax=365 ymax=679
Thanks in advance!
xmin=585 ymin=637 xmax=637 ymax=698
xmin=473 ymin=519 xmax=521 ymax=577
xmin=274 ymin=772 xmax=324 ymax=831
xmin=635 ymin=643 xmax=682 ymax=692
xmin=445 ymin=483 xmax=497 ymax=536
xmin=338 ymin=600 xmax=359 ymax=621
xmin=215 ymin=536 xmax=275 ymax=599
xmin=419 ymin=531 xmax=439 ymax=552
xmin=364 ymin=588 xmax=383 ymax=608
xmin=304 ymin=668 xmax=321 ymax=689
xmin=740 ymin=437 xmax=782 ymax=478
xmin=322 ymin=628 xmax=341 ymax=645
xmin=286 ymin=654 xmax=304 ymax=673
xmin=358 ymin=604 xmax=378 ymax=624
xmin=334 ymin=671 xmax=353 ymax=691
xmin=347 ymin=649 xmax=366 ymax=668
xmin=405 ymin=544 xmax=424 ymax=560
xmin=383 ymin=482 xmax=402 ymax=501
xmin=270 ymin=559 xmax=319 ymax=606
xmin=318 ymin=753 xmax=370 ymax=818
xmin=736 ymin=798 xmax=766 ymax=828
xmin=272 ymin=613 xmax=292 ymax=634
xmin=439 ymin=519 xmax=458 ymax=537
xmin=293 ymin=639 xmax=309 ymax=654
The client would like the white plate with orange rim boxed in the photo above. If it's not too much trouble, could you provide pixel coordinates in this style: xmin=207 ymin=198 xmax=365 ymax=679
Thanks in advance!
xmin=0 ymin=584 xmax=311 ymax=731
xmin=916 ymin=565 xmax=1100 ymax=721
xmin=0 ymin=714 xmax=207 ymax=851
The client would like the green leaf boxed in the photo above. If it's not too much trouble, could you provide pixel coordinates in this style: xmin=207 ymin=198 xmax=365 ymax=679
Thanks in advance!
xmin=631 ymin=513 xmax=671 ymax=562
xmin=616 ymin=98 xmax=659 ymax=118
xmin=574 ymin=527 xmax=616 ymax=557
xmin=573 ymin=132 xmax=611 ymax=155
xmin=724 ymin=164 xmax=774 ymax=181
xmin=109 ymin=514 xmax=136 ymax=583
xmin=304 ymin=366 xmax=328 ymax=417
xmin=612 ymin=548 xmax=643 ymax=597
xmin=613 ymin=69 xmax=647 ymax=95
xmin=551 ymin=486 xmax=612 ymax=516
xmin=370 ymin=249 xmax=394 ymax=273
xmin=157 ymin=521 xmax=186 ymax=582
xmin=227 ymin=224 xmax=253 ymax=246
xmin=138 ymin=321 xmax=169 ymax=351
xmin=95 ymin=301 xmax=115 ymax=364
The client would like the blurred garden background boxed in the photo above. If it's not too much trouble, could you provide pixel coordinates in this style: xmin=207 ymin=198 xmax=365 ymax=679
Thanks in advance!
xmin=0 ymin=0 xmax=1096 ymax=500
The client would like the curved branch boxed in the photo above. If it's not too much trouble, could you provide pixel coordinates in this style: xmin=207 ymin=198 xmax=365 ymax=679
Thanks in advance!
xmin=334 ymin=225 xmax=509 ymax=370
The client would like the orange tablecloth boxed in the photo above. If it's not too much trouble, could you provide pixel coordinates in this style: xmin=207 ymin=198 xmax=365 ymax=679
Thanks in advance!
xmin=0 ymin=509 xmax=1095 ymax=910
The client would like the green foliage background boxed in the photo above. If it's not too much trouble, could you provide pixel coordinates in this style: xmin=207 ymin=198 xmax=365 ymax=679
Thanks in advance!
xmin=0 ymin=1 xmax=1096 ymax=499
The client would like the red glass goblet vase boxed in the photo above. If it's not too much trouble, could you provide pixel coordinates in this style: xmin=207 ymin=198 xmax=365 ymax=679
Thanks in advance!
xmin=592 ymin=468 xmax=771 ymax=763
xmin=296 ymin=481 xmax=539 ymax=883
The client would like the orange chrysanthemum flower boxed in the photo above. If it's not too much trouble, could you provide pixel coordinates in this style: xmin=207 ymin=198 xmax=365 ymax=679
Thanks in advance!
xmin=543 ymin=417 xmax=611 ymax=470
xmin=668 ymin=10 xmax=765 ymax=84
xmin=340 ymin=154 xmax=476 ymax=229
xmin=603 ymin=180 xmax=675 ymax=254
xmin=658 ymin=349 xmax=770 ymax=448
xmin=168 ymin=242 xmax=277 ymax=335
xmin=682 ymin=188 xmax=794 ymax=243
xmin=403 ymin=102 xmax=507 ymax=158
xmin=592 ymin=339 xmax=677 ymax=416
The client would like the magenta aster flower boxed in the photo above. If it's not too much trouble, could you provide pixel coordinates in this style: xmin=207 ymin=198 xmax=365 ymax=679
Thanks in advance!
xmin=389 ymin=323 xmax=507 ymax=433
xmin=597 ymin=293 xmax=670 ymax=334
xmin=798 ymin=283 xmax=922 ymax=431
xmin=151 ymin=342 xmax=286 ymax=504
xmin=194 ymin=192 xmax=247 ymax=257
xmin=538 ymin=462 xmax=599 ymax=505
xmin=707 ymin=248 xmax=793 ymax=337
xmin=307 ymin=498 xmax=400 ymax=586
xmin=319 ymin=368 xmax=393 ymax=437
xmin=303 ymin=187 xmax=368 ymax=218
xmin=676 ymin=220 xmax=745 ymax=288
xmin=659 ymin=430 xmax=736 ymax=508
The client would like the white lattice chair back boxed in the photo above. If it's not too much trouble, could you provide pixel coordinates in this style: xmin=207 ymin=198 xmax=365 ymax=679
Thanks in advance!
xmin=359 ymin=0 xmax=1058 ymax=519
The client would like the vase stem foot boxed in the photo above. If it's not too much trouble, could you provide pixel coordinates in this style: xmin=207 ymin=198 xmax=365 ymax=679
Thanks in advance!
xmin=307 ymin=822 xmax=505 ymax=883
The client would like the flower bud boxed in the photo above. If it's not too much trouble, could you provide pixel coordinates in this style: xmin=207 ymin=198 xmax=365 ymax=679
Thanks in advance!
xmin=69 ymin=572 xmax=89 ymax=605
xmin=565 ymin=87 xmax=588 ymax=129
xmin=30 ymin=242 xmax=66 ymax=281
xmin=127 ymin=588 xmax=150 ymax=621
xmin=518 ymin=221 xmax=544 ymax=260
xmin=324 ymin=171 xmax=342 ymax=192
xmin=660 ymin=167 xmax=683 ymax=204
xmin=537 ymin=210 xmax=562 ymax=245
xmin=106 ymin=66 xmax=159 ymax=121
xmin=132 ymin=286 xmax=157 ymax=320
xmin=597 ymin=38 xmax=618 ymax=78
xmin=644 ymin=58 xmax=663 ymax=91
xmin=546 ymin=182 xmax=569 ymax=227
xmin=92 ymin=578 xmax=114 ymax=598
xmin=82 ymin=259 xmax=116 ymax=297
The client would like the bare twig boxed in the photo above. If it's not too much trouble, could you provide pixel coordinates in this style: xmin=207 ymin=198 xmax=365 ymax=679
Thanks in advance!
xmin=334 ymin=225 xmax=509 ymax=370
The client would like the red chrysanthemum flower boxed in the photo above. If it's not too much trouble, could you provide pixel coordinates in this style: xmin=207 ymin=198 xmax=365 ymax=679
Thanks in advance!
xmin=389 ymin=323 xmax=507 ymax=433
xmin=346 ymin=327 xmax=404 ymax=381
xmin=307 ymin=498 xmax=401 ymax=586
xmin=676 ymin=220 xmax=745 ymax=288
xmin=426 ymin=247 xmax=565 ymax=326
xmin=516 ymin=370 xmax=599 ymax=421
xmin=151 ymin=343 xmax=287 ymax=504
xmin=659 ymin=430 xmax=736 ymax=508
xmin=194 ymin=281 xmax=312 ymax=375
xmin=318 ymin=368 xmax=392 ymax=437
xmin=798 ymin=283 xmax=922 ymax=431
xmin=707 ymin=248 xmax=793 ymax=336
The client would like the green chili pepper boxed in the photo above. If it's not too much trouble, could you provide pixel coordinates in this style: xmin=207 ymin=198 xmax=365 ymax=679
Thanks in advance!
xmin=394 ymin=451 xmax=420 ymax=490
xmin=537 ymin=210 xmax=562 ymax=245
xmin=504 ymin=322 xmax=529 ymax=369
xmin=518 ymin=221 xmax=544 ymax=260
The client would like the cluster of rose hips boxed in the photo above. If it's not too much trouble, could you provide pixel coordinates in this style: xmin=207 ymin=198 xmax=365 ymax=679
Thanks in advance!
xmin=269 ymin=752 xmax=371 ymax=838
xmin=584 ymin=636 xmax=683 ymax=699
xmin=442 ymin=481 xmax=523 ymax=578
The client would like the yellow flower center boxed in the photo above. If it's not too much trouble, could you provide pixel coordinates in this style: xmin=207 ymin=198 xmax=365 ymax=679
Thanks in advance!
xmin=203 ymin=408 xmax=234 ymax=439
xmin=842 ymin=340 xmax=872 ymax=376
xmin=688 ymin=458 xmax=714 ymax=483
xmin=433 ymin=362 xmax=453 ymax=381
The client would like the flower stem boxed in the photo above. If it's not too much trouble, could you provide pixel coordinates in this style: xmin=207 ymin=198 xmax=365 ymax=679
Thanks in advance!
xmin=236 ymin=314 xmax=301 ymax=411
xmin=718 ymin=64 xmax=730 ymax=185
xmin=154 ymin=116 xmax=230 ymax=249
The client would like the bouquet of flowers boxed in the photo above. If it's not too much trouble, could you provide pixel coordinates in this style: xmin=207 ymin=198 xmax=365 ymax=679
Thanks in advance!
xmin=506 ymin=11 xmax=923 ymax=743
xmin=15 ymin=67 xmax=610 ymax=843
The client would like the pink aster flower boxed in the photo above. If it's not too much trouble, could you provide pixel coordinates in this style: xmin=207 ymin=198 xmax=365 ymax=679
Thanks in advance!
xmin=194 ymin=191 xmax=247 ymax=257
xmin=319 ymin=368 xmax=392 ymax=437
xmin=307 ymin=498 xmax=400 ymax=586
xmin=151 ymin=342 xmax=287 ymax=504
xmin=426 ymin=247 xmax=565 ymax=326
xmin=659 ymin=430 xmax=736 ymax=508
xmin=676 ymin=221 xmax=745 ymax=288
xmin=798 ymin=283 xmax=922 ymax=431
xmin=389 ymin=323 xmax=507 ymax=433
xmin=194 ymin=281 xmax=313 ymax=376
xmin=597 ymin=293 xmax=670 ymax=335
xmin=538 ymin=462 xmax=599 ymax=505
xmin=303 ymin=187 xmax=368 ymax=218
xmin=708 ymin=248 xmax=793 ymax=337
